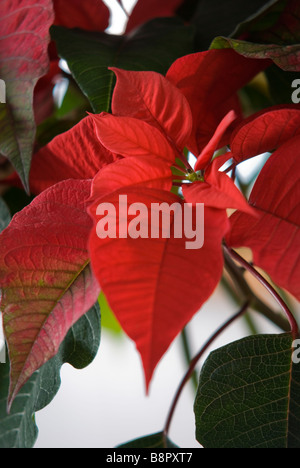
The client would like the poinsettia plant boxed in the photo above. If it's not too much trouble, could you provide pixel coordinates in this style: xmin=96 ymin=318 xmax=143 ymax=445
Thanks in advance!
xmin=1 ymin=0 xmax=300 ymax=449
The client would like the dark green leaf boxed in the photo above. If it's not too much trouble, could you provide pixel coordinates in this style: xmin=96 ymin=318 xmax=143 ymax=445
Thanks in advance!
xmin=265 ymin=65 xmax=300 ymax=105
xmin=195 ymin=334 xmax=300 ymax=448
xmin=232 ymin=0 xmax=286 ymax=39
xmin=234 ymin=0 xmax=300 ymax=45
xmin=118 ymin=432 xmax=178 ymax=448
xmin=0 ymin=302 xmax=101 ymax=448
xmin=51 ymin=18 xmax=195 ymax=113
xmin=211 ymin=1 xmax=300 ymax=72
xmin=191 ymin=0 xmax=276 ymax=49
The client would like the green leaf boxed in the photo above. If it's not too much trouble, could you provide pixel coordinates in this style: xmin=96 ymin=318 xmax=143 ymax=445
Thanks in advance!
xmin=0 ymin=302 xmax=101 ymax=448
xmin=211 ymin=1 xmax=300 ymax=72
xmin=233 ymin=0 xmax=300 ymax=44
xmin=118 ymin=432 xmax=178 ymax=448
xmin=211 ymin=36 xmax=300 ymax=72
xmin=51 ymin=18 xmax=195 ymax=113
xmin=265 ymin=65 xmax=300 ymax=105
xmin=195 ymin=334 xmax=300 ymax=448
xmin=98 ymin=292 xmax=122 ymax=336
xmin=231 ymin=0 xmax=286 ymax=38
xmin=191 ymin=0 xmax=277 ymax=49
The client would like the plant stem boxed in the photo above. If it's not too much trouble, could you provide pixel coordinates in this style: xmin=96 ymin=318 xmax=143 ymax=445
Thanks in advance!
xmin=224 ymin=245 xmax=299 ymax=340
xmin=163 ymin=301 xmax=250 ymax=445
xmin=180 ymin=328 xmax=198 ymax=392
xmin=221 ymin=275 xmax=259 ymax=335
xmin=223 ymin=247 xmax=290 ymax=333
xmin=118 ymin=0 xmax=129 ymax=17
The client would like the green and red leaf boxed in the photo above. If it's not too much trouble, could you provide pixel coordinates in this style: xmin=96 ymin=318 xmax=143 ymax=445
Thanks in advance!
xmin=0 ymin=179 xmax=100 ymax=408
xmin=211 ymin=36 xmax=300 ymax=72
xmin=0 ymin=0 xmax=54 ymax=192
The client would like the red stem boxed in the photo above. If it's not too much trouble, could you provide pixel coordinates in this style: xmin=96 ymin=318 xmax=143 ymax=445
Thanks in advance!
xmin=224 ymin=245 xmax=299 ymax=340
xmin=163 ymin=301 xmax=250 ymax=444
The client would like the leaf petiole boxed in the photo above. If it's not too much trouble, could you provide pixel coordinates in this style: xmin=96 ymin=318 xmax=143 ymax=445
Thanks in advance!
xmin=224 ymin=245 xmax=299 ymax=340
xmin=163 ymin=301 xmax=250 ymax=446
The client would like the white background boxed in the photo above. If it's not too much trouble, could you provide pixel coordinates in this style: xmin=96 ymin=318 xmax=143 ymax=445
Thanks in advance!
xmin=34 ymin=283 xmax=281 ymax=448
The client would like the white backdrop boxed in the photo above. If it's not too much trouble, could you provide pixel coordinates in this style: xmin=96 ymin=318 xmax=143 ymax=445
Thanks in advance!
xmin=34 ymin=284 xmax=279 ymax=448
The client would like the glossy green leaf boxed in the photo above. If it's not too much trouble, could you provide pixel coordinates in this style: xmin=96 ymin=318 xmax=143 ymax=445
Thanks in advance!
xmin=51 ymin=18 xmax=195 ymax=113
xmin=195 ymin=334 xmax=300 ymax=448
xmin=233 ymin=0 xmax=300 ymax=44
xmin=211 ymin=1 xmax=300 ymax=72
xmin=191 ymin=0 xmax=276 ymax=49
xmin=0 ymin=302 xmax=100 ymax=448
xmin=231 ymin=0 xmax=286 ymax=38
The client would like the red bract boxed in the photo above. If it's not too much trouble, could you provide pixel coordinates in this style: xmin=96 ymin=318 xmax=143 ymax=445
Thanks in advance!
xmin=229 ymin=106 xmax=300 ymax=163
xmin=125 ymin=0 xmax=184 ymax=33
xmin=0 ymin=50 xmax=279 ymax=399
xmin=92 ymin=113 xmax=177 ymax=163
xmin=53 ymin=0 xmax=109 ymax=31
xmin=183 ymin=153 xmax=256 ymax=215
xmin=110 ymin=68 xmax=193 ymax=152
xmin=89 ymin=189 xmax=229 ymax=388
xmin=0 ymin=180 xmax=100 ymax=409
xmin=166 ymin=49 xmax=270 ymax=156
xmin=88 ymin=68 xmax=255 ymax=388
xmin=30 ymin=116 xmax=120 ymax=194
xmin=227 ymin=135 xmax=300 ymax=302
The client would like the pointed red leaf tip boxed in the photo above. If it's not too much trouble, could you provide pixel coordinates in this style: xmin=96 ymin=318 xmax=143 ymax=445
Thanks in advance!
xmin=227 ymin=135 xmax=300 ymax=301
xmin=194 ymin=111 xmax=237 ymax=171
xmin=89 ymin=184 xmax=229 ymax=390
xmin=91 ymin=113 xmax=176 ymax=163
xmin=0 ymin=180 xmax=100 ymax=410
xmin=183 ymin=154 xmax=256 ymax=216
xmin=125 ymin=0 xmax=184 ymax=33
xmin=166 ymin=49 xmax=270 ymax=156
xmin=53 ymin=0 xmax=110 ymax=31
xmin=30 ymin=115 xmax=120 ymax=194
xmin=230 ymin=105 xmax=300 ymax=163
xmin=110 ymin=68 xmax=193 ymax=152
